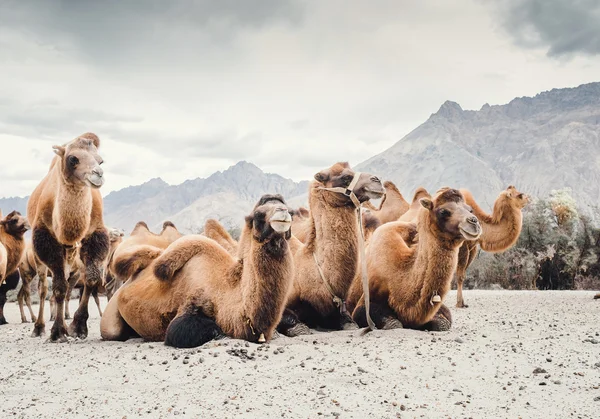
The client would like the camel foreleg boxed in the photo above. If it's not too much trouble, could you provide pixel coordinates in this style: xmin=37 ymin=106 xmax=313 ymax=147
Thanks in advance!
xmin=422 ymin=304 xmax=453 ymax=332
xmin=352 ymin=297 xmax=403 ymax=330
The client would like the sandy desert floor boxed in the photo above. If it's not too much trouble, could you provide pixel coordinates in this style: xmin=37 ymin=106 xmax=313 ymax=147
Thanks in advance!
xmin=1 ymin=290 xmax=599 ymax=419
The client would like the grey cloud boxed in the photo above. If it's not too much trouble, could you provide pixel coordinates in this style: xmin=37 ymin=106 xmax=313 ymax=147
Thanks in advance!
xmin=496 ymin=0 xmax=600 ymax=57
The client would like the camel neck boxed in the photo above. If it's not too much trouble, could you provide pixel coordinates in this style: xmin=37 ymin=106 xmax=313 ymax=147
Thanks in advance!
xmin=241 ymin=236 xmax=293 ymax=338
xmin=479 ymin=205 xmax=523 ymax=252
xmin=307 ymin=189 xmax=359 ymax=297
xmin=53 ymin=169 xmax=94 ymax=245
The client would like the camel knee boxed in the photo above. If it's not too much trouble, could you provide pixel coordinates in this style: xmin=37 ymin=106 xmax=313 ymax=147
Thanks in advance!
xmin=32 ymin=227 xmax=64 ymax=269
xmin=165 ymin=305 xmax=224 ymax=348
xmin=80 ymin=229 xmax=110 ymax=266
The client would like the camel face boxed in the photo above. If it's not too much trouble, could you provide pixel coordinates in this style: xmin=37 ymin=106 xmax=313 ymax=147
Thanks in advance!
xmin=314 ymin=162 xmax=385 ymax=205
xmin=108 ymin=228 xmax=125 ymax=242
xmin=0 ymin=211 xmax=30 ymax=236
xmin=505 ymin=186 xmax=530 ymax=209
xmin=246 ymin=194 xmax=292 ymax=242
xmin=421 ymin=189 xmax=482 ymax=242
xmin=53 ymin=135 xmax=105 ymax=189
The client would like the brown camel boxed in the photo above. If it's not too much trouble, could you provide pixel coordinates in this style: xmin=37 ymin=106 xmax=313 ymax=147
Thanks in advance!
xmin=105 ymin=221 xmax=183 ymax=299
xmin=276 ymin=162 xmax=385 ymax=336
xmin=27 ymin=133 xmax=110 ymax=341
xmin=103 ymin=228 xmax=125 ymax=301
xmin=398 ymin=187 xmax=431 ymax=223
xmin=363 ymin=181 xmax=410 ymax=224
xmin=349 ymin=188 xmax=482 ymax=331
xmin=100 ymin=195 xmax=294 ymax=347
xmin=18 ymin=241 xmax=48 ymax=323
xmin=454 ymin=186 xmax=530 ymax=308
xmin=203 ymin=219 xmax=239 ymax=257
xmin=0 ymin=210 xmax=30 ymax=324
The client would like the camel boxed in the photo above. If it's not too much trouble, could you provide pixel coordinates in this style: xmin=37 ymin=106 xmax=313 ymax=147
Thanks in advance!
xmin=363 ymin=181 xmax=410 ymax=224
xmin=454 ymin=186 xmax=529 ymax=308
xmin=102 ymin=228 xmax=125 ymax=301
xmin=27 ymin=133 xmax=110 ymax=342
xmin=276 ymin=162 xmax=385 ymax=336
xmin=18 ymin=241 xmax=48 ymax=323
xmin=398 ymin=187 xmax=431 ymax=223
xmin=348 ymin=188 xmax=482 ymax=331
xmin=203 ymin=219 xmax=239 ymax=257
xmin=105 ymin=221 xmax=183 ymax=300
xmin=100 ymin=195 xmax=294 ymax=347
xmin=0 ymin=210 xmax=30 ymax=324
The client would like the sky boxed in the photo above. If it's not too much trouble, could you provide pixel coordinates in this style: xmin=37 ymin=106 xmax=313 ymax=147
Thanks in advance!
xmin=1 ymin=0 xmax=600 ymax=198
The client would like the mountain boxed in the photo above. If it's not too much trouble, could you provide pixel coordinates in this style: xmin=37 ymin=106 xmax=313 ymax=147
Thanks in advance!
xmin=358 ymin=82 xmax=600 ymax=209
xmin=0 ymin=196 xmax=28 ymax=216
xmin=103 ymin=161 xmax=309 ymax=233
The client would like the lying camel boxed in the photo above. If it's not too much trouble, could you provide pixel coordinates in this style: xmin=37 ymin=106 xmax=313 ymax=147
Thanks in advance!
xmin=101 ymin=195 xmax=294 ymax=347
xmin=363 ymin=181 xmax=410 ymax=224
xmin=398 ymin=187 xmax=431 ymax=223
xmin=28 ymin=133 xmax=109 ymax=341
xmin=276 ymin=162 xmax=385 ymax=336
xmin=18 ymin=241 xmax=48 ymax=323
xmin=349 ymin=188 xmax=482 ymax=331
xmin=105 ymin=221 xmax=183 ymax=299
xmin=455 ymin=186 xmax=529 ymax=308
xmin=203 ymin=219 xmax=239 ymax=257
xmin=0 ymin=210 xmax=30 ymax=324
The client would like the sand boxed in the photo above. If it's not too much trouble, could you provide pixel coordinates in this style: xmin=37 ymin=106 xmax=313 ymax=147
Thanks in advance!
xmin=1 ymin=290 xmax=599 ymax=418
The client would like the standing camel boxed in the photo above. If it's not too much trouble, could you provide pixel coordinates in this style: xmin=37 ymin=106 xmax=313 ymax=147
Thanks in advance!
xmin=27 ymin=133 xmax=109 ymax=342
xmin=363 ymin=181 xmax=410 ymax=225
xmin=18 ymin=241 xmax=48 ymax=323
xmin=454 ymin=186 xmax=529 ymax=308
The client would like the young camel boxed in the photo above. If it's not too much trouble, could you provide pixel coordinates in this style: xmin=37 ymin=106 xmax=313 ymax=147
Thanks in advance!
xmin=105 ymin=221 xmax=183 ymax=299
xmin=18 ymin=241 xmax=48 ymax=323
xmin=101 ymin=195 xmax=294 ymax=347
xmin=363 ymin=181 xmax=410 ymax=225
xmin=28 ymin=133 xmax=110 ymax=341
xmin=0 ymin=210 xmax=30 ymax=324
xmin=454 ymin=186 xmax=530 ymax=308
xmin=276 ymin=162 xmax=385 ymax=336
xmin=349 ymin=188 xmax=482 ymax=331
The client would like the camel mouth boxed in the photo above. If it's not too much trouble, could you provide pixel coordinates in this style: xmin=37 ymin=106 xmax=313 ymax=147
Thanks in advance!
xmin=459 ymin=226 xmax=481 ymax=241
xmin=269 ymin=211 xmax=292 ymax=233
xmin=364 ymin=188 xmax=385 ymax=200
xmin=86 ymin=174 xmax=105 ymax=188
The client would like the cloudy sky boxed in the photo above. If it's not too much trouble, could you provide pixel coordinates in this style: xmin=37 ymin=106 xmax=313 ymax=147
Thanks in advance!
xmin=1 ymin=0 xmax=599 ymax=198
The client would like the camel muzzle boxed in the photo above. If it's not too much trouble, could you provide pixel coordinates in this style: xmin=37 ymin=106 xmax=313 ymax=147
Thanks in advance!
xmin=269 ymin=209 xmax=292 ymax=233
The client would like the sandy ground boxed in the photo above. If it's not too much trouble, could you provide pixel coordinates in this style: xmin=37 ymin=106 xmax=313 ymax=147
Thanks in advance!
xmin=1 ymin=290 xmax=599 ymax=419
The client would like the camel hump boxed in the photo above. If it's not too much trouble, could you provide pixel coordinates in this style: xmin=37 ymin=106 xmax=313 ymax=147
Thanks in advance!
xmin=153 ymin=235 xmax=215 ymax=282
xmin=383 ymin=181 xmax=401 ymax=195
xmin=112 ymin=245 xmax=162 ymax=280
xmin=412 ymin=187 xmax=430 ymax=203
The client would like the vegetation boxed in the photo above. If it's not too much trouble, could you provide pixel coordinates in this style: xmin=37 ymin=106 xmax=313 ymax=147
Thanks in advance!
xmin=464 ymin=188 xmax=600 ymax=291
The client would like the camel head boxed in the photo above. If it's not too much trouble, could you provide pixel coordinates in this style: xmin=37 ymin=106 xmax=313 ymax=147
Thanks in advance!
xmin=52 ymin=132 xmax=105 ymax=189
xmin=0 ymin=211 xmax=31 ymax=237
xmin=245 ymin=194 xmax=292 ymax=242
xmin=504 ymin=185 xmax=530 ymax=209
xmin=108 ymin=227 xmax=125 ymax=243
xmin=314 ymin=162 xmax=385 ymax=206
xmin=420 ymin=188 xmax=481 ymax=243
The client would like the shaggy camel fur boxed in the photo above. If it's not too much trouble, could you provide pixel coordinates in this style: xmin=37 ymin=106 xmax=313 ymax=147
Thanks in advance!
xmin=349 ymin=188 xmax=482 ymax=331
xmin=398 ymin=187 xmax=431 ymax=223
xmin=18 ymin=241 xmax=48 ymax=323
xmin=27 ymin=133 xmax=109 ymax=341
xmin=363 ymin=181 xmax=410 ymax=224
xmin=455 ymin=186 xmax=529 ymax=308
xmin=101 ymin=195 xmax=294 ymax=347
xmin=105 ymin=221 xmax=183 ymax=299
xmin=102 ymin=228 xmax=125 ymax=301
xmin=276 ymin=163 xmax=385 ymax=336
xmin=0 ymin=210 xmax=30 ymax=324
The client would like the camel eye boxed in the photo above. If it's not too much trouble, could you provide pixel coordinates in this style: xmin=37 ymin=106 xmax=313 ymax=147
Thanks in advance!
xmin=68 ymin=155 xmax=79 ymax=167
xmin=342 ymin=175 xmax=353 ymax=183
xmin=439 ymin=209 xmax=451 ymax=217
xmin=517 ymin=194 xmax=523 ymax=199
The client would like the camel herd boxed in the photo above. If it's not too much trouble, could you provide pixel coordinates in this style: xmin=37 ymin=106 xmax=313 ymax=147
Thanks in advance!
xmin=0 ymin=131 xmax=569 ymax=348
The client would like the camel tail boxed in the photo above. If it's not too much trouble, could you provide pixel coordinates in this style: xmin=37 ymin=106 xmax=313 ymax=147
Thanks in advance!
xmin=153 ymin=236 xmax=213 ymax=282
xmin=112 ymin=245 xmax=162 ymax=280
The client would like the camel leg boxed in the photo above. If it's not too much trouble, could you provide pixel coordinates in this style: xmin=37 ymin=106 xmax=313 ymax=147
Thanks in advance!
xmin=277 ymin=308 xmax=311 ymax=337
xmin=33 ymin=226 xmax=70 ymax=341
xmin=456 ymin=244 xmax=469 ymax=308
xmin=64 ymin=271 xmax=80 ymax=320
xmin=17 ymin=270 xmax=36 ymax=323
xmin=69 ymin=229 xmax=109 ymax=339
xmin=0 ymin=271 xmax=20 ymax=325
xmin=92 ymin=288 xmax=102 ymax=317
xmin=100 ymin=285 xmax=138 ymax=341
xmin=34 ymin=270 xmax=48 ymax=336
xmin=25 ymin=279 xmax=37 ymax=323
xmin=165 ymin=303 xmax=225 ymax=348
xmin=352 ymin=298 xmax=403 ymax=330
xmin=422 ymin=304 xmax=453 ymax=332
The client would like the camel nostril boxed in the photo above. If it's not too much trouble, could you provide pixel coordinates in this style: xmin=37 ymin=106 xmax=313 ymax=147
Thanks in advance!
xmin=468 ymin=216 xmax=478 ymax=224
xmin=371 ymin=176 xmax=381 ymax=183
xmin=93 ymin=167 xmax=104 ymax=177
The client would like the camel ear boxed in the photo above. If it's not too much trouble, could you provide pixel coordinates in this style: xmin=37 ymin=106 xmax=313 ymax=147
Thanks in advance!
xmin=314 ymin=170 xmax=330 ymax=183
xmin=420 ymin=198 xmax=434 ymax=211
xmin=53 ymin=145 xmax=66 ymax=157
xmin=80 ymin=132 xmax=100 ymax=148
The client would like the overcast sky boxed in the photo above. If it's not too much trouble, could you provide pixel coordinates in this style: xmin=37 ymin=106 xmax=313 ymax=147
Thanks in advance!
xmin=1 ymin=0 xmax=600 ymax=198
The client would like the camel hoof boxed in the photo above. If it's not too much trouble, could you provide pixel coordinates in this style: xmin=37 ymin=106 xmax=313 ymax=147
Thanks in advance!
xmin=284 ymin=323 xmax=311 ymax=337
xmin=65 ymin=314 xmax=71 ymax=320
xmin=31 ymin=324 xmax=46 ymax=337
xmin=0 ymin=317 xmax=7 ymax=326
xmin=49 ymin=325 xmax=68 ymax=342
xmin=68 ymin=322 xmax=88 ymax=339
xmin=47 ymin=334 xmax=69 ymax=343
xmin=21 ymin=319 xmax=29 ymax=324
xmin=382 ymin=318 xmax=403 ymax=330
xmin=456 ymin=303 xmax=469 ymax=309
xmin=342 ymin=321 xmax=359 ymax=331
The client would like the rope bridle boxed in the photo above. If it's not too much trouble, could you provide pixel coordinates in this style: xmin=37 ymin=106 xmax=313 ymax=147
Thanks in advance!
xmin=314 ymin=172 xmax=377 ymax=332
